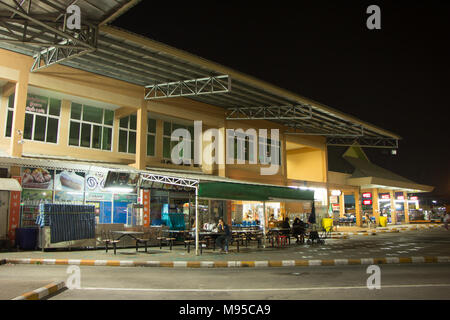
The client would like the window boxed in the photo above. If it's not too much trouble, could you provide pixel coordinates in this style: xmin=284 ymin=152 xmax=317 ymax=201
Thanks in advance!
xmin=231 ymin=132 xmax=256 ymax=163
xmin=147 ymin=118 xmax=156 ymax=156
xmin=118 ymin=114 xmax=137 ymax=154
xmin=163 ymin=121 xmax=194 ymax=161
xmin=69 ymin=103 xmax=113 ymax=151
xmin=5 ymin=93 xmax=60 ymax=144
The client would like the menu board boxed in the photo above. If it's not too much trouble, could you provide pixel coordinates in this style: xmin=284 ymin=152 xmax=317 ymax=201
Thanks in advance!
xmin=104 ymin=171 xmax=139 ymax=192
xmin=21 ymin=167 xmax=54 ymax=190
xmin=55 ymin=170 xmax=85 ymax=191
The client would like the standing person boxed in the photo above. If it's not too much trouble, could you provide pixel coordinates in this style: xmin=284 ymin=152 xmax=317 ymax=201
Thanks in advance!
xmin=216 ymin=218 xmax=231 ymax=253
xmin=365 ymin=212 xmax=372 ymax=229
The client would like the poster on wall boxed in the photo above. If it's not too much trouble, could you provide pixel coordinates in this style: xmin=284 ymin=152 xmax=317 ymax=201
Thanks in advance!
xmin=104 ymin=171 xmax=139 ymax=193
xmin=85 ymin=171 xmax=108 ymax=193
xmin=21 ymin=167 xmax=54 ymax=190
xmin=21 ymin=189 xmax=53 ymax=202
xmin=55 ymin=170 xmax=85 ymax=192
xmin=55 ymin=191 xmax=84 ymax=203
xmin=8 ymin=176 xmax=21 ymax=242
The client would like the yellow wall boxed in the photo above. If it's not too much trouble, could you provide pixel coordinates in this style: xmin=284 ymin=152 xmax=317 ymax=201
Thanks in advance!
xmin=286 ymin=147 xmax=327 ymax=183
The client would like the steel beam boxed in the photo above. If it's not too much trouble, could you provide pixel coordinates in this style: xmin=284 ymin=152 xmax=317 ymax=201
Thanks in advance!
xmin=0 ymin=1 xmax=98 ymax=71
xmin=226 ymin=105 xmax=312 ymax=120
xmin=145 ymin=75 xmax=231 ymax=100
xmin=326 ymin=136 xmax=399 ymax=148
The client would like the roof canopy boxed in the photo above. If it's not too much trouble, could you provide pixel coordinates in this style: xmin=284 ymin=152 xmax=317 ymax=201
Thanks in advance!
xmin=0 ymin=178 xmax=21 ymax=191
xmin=0 ymin=0 xmax=399 ymax=148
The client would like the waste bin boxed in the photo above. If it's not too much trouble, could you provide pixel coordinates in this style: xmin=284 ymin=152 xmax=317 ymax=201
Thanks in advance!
xmin=379 ymin=216 xmax=387 ymax=227
xmin=15 ymin=228 xmax=38 ymax=250
xmin=322 ymin=218 xmax=334 ymax=232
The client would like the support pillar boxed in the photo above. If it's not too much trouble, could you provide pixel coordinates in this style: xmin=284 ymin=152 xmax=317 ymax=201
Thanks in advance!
xmin=403 ymin=191 xmax=410 ymax=224
xmin=372 ymin=188 xmax=380 ymax=226
xmin=131 ymin=101 xmax=148 ymax=170
xmin=339 ymin=192 xmax=345 ymax=218
xmin=9 ymin=70 xmax=29 ymax=158
xmin=355 ymin=191 xmax=362 ymax=227
xmin=390 ymin=190 xmax=397 ymax=224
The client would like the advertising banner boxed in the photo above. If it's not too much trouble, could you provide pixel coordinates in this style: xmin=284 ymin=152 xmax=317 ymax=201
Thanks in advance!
xmin=8 ymin=176 xmax=21 ymax=242
xmin=143 ymin=189 xmax=150 ymax=227
xmin=55 ymin=170 xmax=85 ymax=192
xmin=21 ymin=167 xmax=54 ymax=190
xmin=85 ymin=171 xmax=108 ymax=193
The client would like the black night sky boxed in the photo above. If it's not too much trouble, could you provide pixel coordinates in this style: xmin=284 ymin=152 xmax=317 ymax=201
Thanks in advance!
xmin=113 ymin=1 xmax=450 ymax=202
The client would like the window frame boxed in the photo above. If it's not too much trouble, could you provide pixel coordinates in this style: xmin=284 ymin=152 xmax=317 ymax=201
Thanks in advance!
xmin=68 ymin=103 xmax=114 ymax=151
xmin=162 ymin=120 xmax=194 ymax=162
xmin=5 ymin=93 xmax=61 ymax=144
xmin=118 ymin=114 xmax=137 ymax=154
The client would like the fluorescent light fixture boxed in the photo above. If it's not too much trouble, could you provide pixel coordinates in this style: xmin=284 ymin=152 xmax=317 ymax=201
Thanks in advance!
xmin=106 ymin=187 xmax=135 ymax=193
xmin=331 ymin=190 xmax=341 ymax=196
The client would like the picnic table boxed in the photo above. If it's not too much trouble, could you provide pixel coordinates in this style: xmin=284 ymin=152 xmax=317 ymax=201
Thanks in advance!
xmin=267 ymin=228 xmax=291 ymax=247
xmin=110 ymin=231 xmax=148 ymax=253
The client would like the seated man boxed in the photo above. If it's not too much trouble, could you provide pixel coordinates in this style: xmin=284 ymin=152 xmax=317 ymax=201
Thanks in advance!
xmin=292 ymin=218 xmax=306 ymax=244
xmin=216 ymin=218 xmax=231 ymax=253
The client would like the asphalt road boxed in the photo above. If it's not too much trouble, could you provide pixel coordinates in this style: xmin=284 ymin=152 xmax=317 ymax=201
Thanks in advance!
xmin=1 ymin=263 xmax=449 ymax=300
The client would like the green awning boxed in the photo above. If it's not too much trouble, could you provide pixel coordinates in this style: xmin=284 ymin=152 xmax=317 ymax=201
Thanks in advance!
xmin=198 ymin=182 xmax=314 ymax=202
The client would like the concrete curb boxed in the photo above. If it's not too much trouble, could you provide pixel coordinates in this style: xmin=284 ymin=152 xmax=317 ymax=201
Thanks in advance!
xmin=4 ymin=256 xmax=450 ymax=269
xmin=11 ymin=281 xmax=66 ymax=300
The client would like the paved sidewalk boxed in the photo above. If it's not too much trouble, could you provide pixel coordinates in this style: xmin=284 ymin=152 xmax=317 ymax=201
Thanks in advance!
xmin=1 ymin=227 xmax=448 ymax=264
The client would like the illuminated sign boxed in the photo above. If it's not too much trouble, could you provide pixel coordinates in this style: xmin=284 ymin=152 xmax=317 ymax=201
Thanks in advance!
xmin=362 ymin=192 xmax=372 ymax=198
xmin=397 ymin=195 xmax=405 ymax=201
xmin=363 ymin=199 xmax=372 ymax=205
xmin=410 ymin=196 xmax=418 ymax=201
xmin=381 ymin=194 xmax=390 ymax=200
xmin=331 ymin=190 xmax=341 ymax=196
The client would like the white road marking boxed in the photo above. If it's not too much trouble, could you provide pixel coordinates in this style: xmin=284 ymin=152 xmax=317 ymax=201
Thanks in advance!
xmin=76 ymin=284 xmax=450 ymax=292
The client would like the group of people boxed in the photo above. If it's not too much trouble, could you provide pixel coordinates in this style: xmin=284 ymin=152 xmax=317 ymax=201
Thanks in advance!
xmin=190 ymin=218 xmax=231 ymax=253
xmin=279 ymin=217 xmax=308 ymax=244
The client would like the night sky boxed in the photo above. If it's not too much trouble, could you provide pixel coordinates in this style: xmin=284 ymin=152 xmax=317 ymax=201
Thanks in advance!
xmin=113 ymin=1 xmax=450 ymax=202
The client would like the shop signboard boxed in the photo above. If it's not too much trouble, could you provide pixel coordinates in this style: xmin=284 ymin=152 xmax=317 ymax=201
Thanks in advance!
xmin=26 ymin=94 xmax=47 ymax=114
xmin=85 ymin=171 xmax=108 ymax=193
xmin=142 ymin=189 xmax=150 ymax=227
xmin=55 ymin=191 xmax=84 ymax=203
xmin=330 ymin=196 xmax=338 ymax=204
xmin=380 ymin=194 xmax=390 ymax=200
xmin=104 ymin=171 xmax=139 ymax=192
xmin=363 ymin=199 xmax=373 ymax=205
xmin=410 ymin=196 xmax=418 ymax=201
xmin=21 ymin=189 xmax=53 ymax=203
xmin=8 ymin=176 xmax=21 ymax=242
xmin=332 ymin=204 xmax=340 ymax=211
xmin=86 ymin=192 xmax=112 ymax=202
xmin=21 ymin=167 xmax=54 ymax=190
xmin=55 ymin=170 xmax=85 ymax=192
xmin=362 ymin=192 xmax=372 ymax=198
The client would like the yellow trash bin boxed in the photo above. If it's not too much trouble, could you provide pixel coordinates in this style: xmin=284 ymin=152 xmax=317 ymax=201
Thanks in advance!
xmin=322 ymin=218 xmax=334 ymax=232
xmin=379 ymin=216 xmax=387 ymax=227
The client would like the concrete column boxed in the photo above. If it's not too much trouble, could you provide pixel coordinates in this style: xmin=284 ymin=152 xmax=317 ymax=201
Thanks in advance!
xmin=59 ymin=100 xmax=71 ymax=146
xmin=403 ymin=191 xmax=410 ymax=224
xmin=218 ymin=127 xmax=226 ymax=177
xmin=9 ymin=70 xmax=29 ymax=157
xmin=132 ymin=102 xmax=148 ymax=170
xmin=355 ymin=191 xmax=362 ymax=227
xmin=390 ymin=190 xmax=397 ymax=224
xmin=339 ymin=192 xmax=345 ymax=218
xmin=372 ymin=188 xmax=380 ymax=226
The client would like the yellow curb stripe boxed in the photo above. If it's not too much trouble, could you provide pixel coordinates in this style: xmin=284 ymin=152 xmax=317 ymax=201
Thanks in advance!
xmin=295 ymin=260 xmax=309 ymax=266
xmin=268 ymin=261 xmax=282 ymax=267
xmin=321 ymin=260 xmax=336 ymax=266
xmin=213 ymin=261 xmax=228 ymax=268
xmin=347 ymin=259 xmax=362 ymax=265
xmin=240 ymin=261 xmax=255 ymax=267
xmin=80 ymin=260 xmax=96 ymax=266
xmin=373 ymin=258 xmax=387 ymax=264
xmin=399 ymin=257 xmax=413 ymax=264
xmin=105 ymin=260 xmax=121 ymax=266
xmin=54 ymin=259 xmax=69 ymax=265
xmin=159 ymin=261 xmax=174 ymax=268
xmin=424 ymin=257 xmax=438 ymax=263
xmin=186 ymin=261 xmax=201 ymax=268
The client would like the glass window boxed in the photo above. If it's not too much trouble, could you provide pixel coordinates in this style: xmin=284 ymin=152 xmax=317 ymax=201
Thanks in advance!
xmin=46 ymin=118 xmax=59 ymax=143
xmin=81 ymin=123 xmax=91 ymax=147
xmin=163 ymin=121 xmax=171 ymax=136
xmin=147 ymin=135 xmax=155 ymax=157
xmin=162 ymin=120 xmax=194 ymax=161
xmin=33 ymin=116 xmax=47 ymax=142
xmin=130 ymin=114 xmax=137 ymax=130
xmin=128 ymin=131 xmax=136 ymax=154
xmin=83 ymin=105 xmax=103 ymax=124
xmin=6 ymin=93 xmax=60 ymax=143
xmin=71 ymin=103 xmax=82 ymax=120
xmin=69 ymin=122 xmax=80 ymax=146
xmin=69 ymin=103 xmax=114 ymax=150
xmin=148 ymin=118 xmax=156 ymax=134
xmin=119 ymin=117 xmax=128 ymax=129
xmin=119 ymin=130 xmax=128 ymax=153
